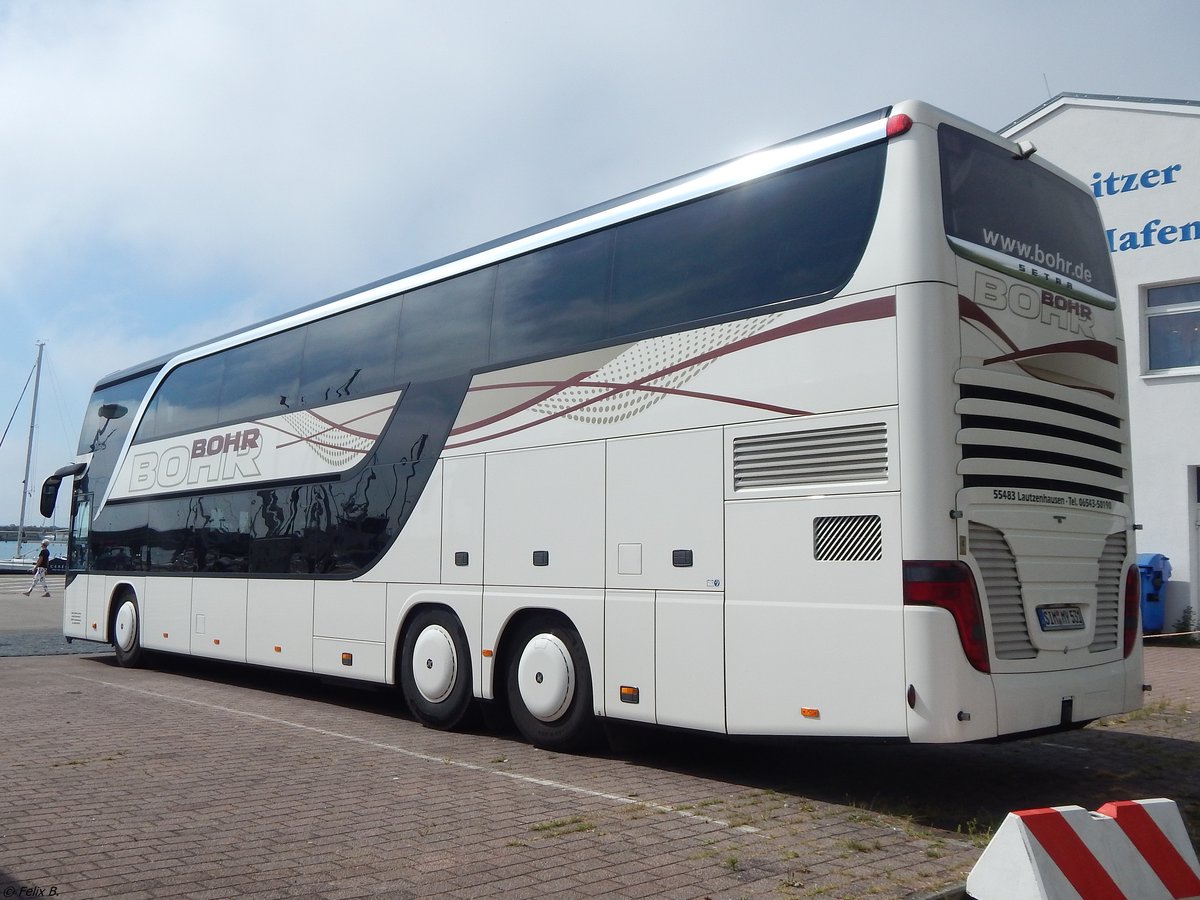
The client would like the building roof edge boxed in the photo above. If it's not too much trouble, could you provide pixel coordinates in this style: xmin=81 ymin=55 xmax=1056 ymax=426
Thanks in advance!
xmin=1000 ymin=92 xmax=1200 ymax=135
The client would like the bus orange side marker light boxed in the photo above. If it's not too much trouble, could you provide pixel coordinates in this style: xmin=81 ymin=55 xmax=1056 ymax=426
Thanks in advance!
xmin=801 ymin=707 xmax=820 ymax=719
xmin=620 ymin=686 xmax=640 ymax=704
xmin=341 ymin=652 xmax=353 ymax=666
xmin=481 ymin=649 xmax=493 ymax=658
xmin=91 ymin=623 xmax=97 ymax=631
xmin=213 ymin=638 xmax=220 ymax=646
xmin=274 ymin=645 xmax=282 ymax=653
xmin=162 ymin=632 xmax=169 ymax=639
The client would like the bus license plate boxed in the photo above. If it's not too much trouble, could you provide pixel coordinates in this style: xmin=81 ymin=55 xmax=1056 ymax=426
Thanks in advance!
xmin=1037 ymin=606 xmax=1085 ymax=632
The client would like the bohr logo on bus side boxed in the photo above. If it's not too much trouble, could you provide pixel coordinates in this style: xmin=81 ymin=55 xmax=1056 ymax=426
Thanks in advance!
xmin=128 ymin=428 xmax=263 ymax=493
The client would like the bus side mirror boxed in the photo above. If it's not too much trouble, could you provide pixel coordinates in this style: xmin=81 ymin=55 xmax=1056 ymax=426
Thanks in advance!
xmin=40 ymin=463 xmax=87 ymax=518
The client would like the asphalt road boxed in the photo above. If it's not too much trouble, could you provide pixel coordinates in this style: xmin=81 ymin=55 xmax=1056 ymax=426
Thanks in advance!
xmin=0 ymin=574 xmax=97 ymax=656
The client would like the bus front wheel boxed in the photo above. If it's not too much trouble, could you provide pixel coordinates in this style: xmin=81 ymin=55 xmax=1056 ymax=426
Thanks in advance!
xmin=112 ymin=591 xmax=144 ymax=668
xmin=400 ymin=608 xmax=474 ymax=730
xmin=505 ymin=617 xmax=598 ymax=751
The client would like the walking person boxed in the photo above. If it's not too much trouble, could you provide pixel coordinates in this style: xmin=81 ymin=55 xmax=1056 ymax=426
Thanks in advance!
xmin=23 ymin=539 xmax=51 ymax=597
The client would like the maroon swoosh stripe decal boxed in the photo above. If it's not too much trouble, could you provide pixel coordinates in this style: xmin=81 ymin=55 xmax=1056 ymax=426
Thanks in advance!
xmin=960 ymin=295 xmax=1118 ymax=398
xmin=450 ymin=371 xmax=599 ymax=436
xmin=983 ymin=339 xmax=1119 ymax=366
xmin=446 ymin=296 xmax=893 ymax=449
xmin=257 ymin=402 xmax=396 ymax=451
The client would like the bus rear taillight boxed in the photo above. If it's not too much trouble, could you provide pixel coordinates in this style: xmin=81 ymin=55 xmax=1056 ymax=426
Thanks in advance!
xmin=886 ymin=113 xmax=913 ymax=138
xmin=903 ymin=561 xmax=990 ymax=673
xmin=1123 ymin=564 xmax=1140 ymax=658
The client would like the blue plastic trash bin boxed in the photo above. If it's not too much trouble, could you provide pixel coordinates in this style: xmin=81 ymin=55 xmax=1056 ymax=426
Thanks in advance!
xmin=1136 ymin=553 xmax=1172 ymax=634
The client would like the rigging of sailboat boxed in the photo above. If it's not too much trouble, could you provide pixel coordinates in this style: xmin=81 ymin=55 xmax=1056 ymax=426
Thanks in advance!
xmin=1 ymin=341 xmax=54 ymax=573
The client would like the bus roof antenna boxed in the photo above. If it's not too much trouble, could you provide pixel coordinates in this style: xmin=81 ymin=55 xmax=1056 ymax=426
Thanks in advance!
xmin=1014 ymin=139 xmax=1037 ymax=160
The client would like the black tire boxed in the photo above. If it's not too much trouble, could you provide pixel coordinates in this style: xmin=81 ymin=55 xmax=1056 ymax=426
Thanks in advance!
xmin=399 ymin=608 xmax=474 ymax=730
xmin=111 ymin=591 xmax=144 ymax=668
xmin=505 ymin=616 xmax=598 ymax=751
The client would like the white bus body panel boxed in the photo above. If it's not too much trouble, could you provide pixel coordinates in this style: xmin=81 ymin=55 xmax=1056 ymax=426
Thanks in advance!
xmin=85 ymin=574 xmax=107 ymax=640
xmin=62 ymin=575 xmax=86 ymax=638
xmin=441 ymin=456 xmax=484 ymax=585
xmin=656 ymin=590 xmax=726 ymax=731
xmin=605 ymin=429 xmax=724 ymax=591
xmin=603 ymin=429 xmax=726 ymax=729
xmin=143 ymin=577 xmax=192 ymax=654
xmin=312 ymin=637 xmax=386 ymax=683
xmin=247 ymin=580 xmax=314 ymax=671
xmin=484 ymin=442 xmax=605 ymax=589
xmin=603 ymin=590 xmax=656 ymax=723
xmin=725 ymin=492 xmax=905 ymax=736
xmin=313 ymin=580 xmax=385 ymax=681
xmin=314 ymin=579 xmax=384 ymax=642
xmin=190 ymin=578 xmax=247 ymax=663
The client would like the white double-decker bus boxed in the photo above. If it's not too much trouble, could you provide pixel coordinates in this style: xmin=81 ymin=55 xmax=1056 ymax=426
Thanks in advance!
xmin=44 ymin=100 xmax=1142 ymax=749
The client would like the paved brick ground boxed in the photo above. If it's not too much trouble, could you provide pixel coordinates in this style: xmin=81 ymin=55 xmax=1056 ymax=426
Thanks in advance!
xmin=0 ymin=639 xmax=1195 ymax=898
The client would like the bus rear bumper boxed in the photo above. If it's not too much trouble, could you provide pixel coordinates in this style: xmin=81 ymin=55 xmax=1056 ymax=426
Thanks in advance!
xmin=991 ymin=657 xmax=1138 ymax=736
xmin=904 ymin=609 xmax=1143 ymax=742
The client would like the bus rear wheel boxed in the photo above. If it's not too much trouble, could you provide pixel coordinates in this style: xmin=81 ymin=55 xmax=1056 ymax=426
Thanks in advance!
xmin=505 ymin=617 xmax=598 ymax=751
xmin=400 ymin=608 xmax=474 ymax=730
xmin=112 ymin=591 xmax=144 ymax=668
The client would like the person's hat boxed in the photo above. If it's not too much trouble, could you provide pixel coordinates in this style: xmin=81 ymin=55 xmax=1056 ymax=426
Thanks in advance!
xmin=41 ymin=539 xmax=50 ymax=545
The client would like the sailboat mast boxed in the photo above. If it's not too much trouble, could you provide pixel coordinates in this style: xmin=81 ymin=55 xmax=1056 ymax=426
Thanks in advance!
xmin=15 ymin=341 xmax=44 ymax=559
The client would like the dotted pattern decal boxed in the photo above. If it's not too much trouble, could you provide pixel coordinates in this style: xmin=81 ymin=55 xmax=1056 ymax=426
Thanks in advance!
xmin=278 ymin=410 xmax=377 ymax=467
xmin=531 ymin=313 xmax=782 ymax=425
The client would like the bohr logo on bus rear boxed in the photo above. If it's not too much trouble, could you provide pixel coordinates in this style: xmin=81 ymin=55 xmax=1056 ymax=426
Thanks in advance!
xmin=973 ymin=272 xmax=1095 ymax=337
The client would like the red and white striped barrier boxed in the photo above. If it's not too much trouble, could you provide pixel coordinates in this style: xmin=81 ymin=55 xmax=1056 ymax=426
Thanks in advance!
xmin=966 ymin=798 xmax=1200 ymax=899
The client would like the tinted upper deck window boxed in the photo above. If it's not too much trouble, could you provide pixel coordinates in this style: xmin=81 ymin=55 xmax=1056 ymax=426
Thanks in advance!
xmin=608 ymin=145 xmax=886 ymax=338
xmin=492 ymin=231 xmax=611 ymax=362
xmin=219 ymin=327 xmax=306 ymax=422
xmin=140 ymin=354 xmax=224 ymax=441
xmin=398 ymin=266 xmax=496 ymax=381
xmin=299 ymin=299 xmax=401 ymax=405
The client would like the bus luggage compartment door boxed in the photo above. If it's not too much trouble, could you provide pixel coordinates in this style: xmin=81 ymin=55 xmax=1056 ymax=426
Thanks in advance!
xmin=724 ymin=492 xmax=905 ymax=737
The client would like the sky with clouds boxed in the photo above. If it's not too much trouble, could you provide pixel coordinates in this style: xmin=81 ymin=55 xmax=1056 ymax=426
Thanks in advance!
xmin=2 ymin=0 xmax=1200 ymax=526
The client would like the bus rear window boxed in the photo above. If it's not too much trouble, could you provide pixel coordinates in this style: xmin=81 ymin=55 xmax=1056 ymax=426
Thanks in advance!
xmin=939 ymin=124 xmax=1116 ymax=299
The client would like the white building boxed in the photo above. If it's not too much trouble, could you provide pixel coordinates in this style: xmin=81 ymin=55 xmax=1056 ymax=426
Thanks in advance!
xmin=1004 ymin=94 xmax=1200 ymax=633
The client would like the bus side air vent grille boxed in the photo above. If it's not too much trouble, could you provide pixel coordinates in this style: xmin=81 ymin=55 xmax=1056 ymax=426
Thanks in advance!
xmin=1089 ymin=532 xmax=1125 ymax=652
xmin=731 ymin=423 xmax=887 ymax=491
xmin=969 ymin=522 xmax=1036 ymax=659
xmin=813 ymin=515 xmax=882 ymax=562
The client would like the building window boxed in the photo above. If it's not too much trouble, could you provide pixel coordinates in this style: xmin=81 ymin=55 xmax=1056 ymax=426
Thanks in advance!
xmin=1146 ymin=281 xmax=1200 ymax=372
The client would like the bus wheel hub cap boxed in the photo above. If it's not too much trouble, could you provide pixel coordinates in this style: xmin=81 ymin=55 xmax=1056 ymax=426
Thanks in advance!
xmin=114 ymin=602 xmax=137 ymax=652
xmin=517 ymin=634 xmax=574 ymax=722
xmin=412 ymin=625 xmax=456 ymax=703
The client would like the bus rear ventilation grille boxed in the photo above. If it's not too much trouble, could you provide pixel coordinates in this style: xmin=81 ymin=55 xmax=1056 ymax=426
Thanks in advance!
xmin=969 ymin=522 xmax=1036 ymax=659
xmin=1089 ymin=531 xmax=1125 ymax=653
